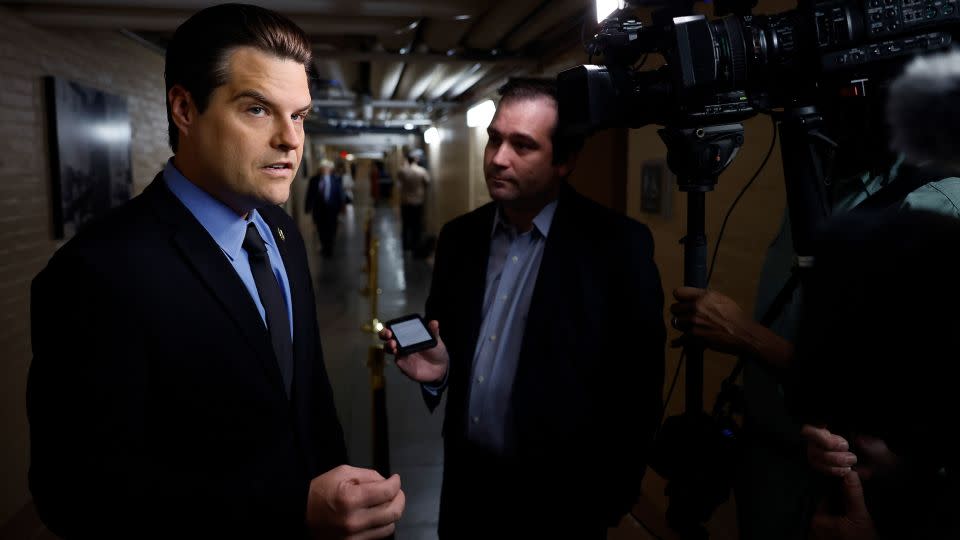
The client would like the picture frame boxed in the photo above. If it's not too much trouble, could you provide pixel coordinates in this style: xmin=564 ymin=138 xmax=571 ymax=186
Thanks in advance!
xmin=45 ymin=76 xmax=133 ymax=239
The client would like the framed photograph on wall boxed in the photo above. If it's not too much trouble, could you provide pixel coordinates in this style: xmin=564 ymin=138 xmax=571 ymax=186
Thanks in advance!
xmin=640 ymin=159 xmax=673 ymax=218
xmin=45 ymin=76 xmax=132 ymax=239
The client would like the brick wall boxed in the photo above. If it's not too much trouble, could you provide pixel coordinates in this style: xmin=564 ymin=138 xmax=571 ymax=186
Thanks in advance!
xmin=0 ymin=6 xmax=169 ymax=525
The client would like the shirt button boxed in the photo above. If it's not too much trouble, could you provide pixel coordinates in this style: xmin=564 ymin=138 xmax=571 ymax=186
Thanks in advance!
xmin=512 ymin=256 xmax=518 ymax=263
xmin=490 ymin=334 xmax=497 ymax=341
xmin=501 ymin=295 xmax=508 ymax=301
xmin=477 ymin=375 xmax=485 ymax=384
xmin=472 ymin=416 xmax=480 ymax=424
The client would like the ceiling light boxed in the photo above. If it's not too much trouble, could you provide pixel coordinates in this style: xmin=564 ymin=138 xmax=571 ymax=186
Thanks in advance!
xmin=424 ymin=127 xmax=441 ymax=145
xmin=404 ymin=123 xmax=415 ymax=130
xmin=466 ymin=100 xmax=496 ymax=128
xmin=454 ymin=14 xmax=471 ymax=21
xmin=446 ymin=49 xmax=456 ymax=57
xmin=394 ymin=20 xmax=420 ymax=34
xmin=596 ymin=0 xmax=625 ymax=23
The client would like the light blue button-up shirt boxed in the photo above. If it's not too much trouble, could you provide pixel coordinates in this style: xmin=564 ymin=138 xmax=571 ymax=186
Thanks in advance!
xmin=466 ymin=201 xmax=557 ymax=455
xmin=163 ymin=160 xmax=293 ymax=338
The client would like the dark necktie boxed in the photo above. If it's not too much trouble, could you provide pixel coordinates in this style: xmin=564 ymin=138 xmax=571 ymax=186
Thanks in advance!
xmin=242 ymin=223 xmax=293 ymax=397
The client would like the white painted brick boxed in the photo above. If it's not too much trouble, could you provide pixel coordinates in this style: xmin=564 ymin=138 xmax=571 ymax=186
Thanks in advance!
xmin=0 ymin=5 xmax=168 ymax=525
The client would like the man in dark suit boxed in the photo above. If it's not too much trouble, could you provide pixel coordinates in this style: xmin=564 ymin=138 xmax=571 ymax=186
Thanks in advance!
xmin=304 ymin=158 xmax=345 ymax=258
xmin=27 ymin=5 xmax=404 ymax=538
xmin=381 ymin=78 xmax=665 ymax=538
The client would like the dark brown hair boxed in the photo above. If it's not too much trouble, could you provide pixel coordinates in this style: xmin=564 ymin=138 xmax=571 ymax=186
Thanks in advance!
xmin=497 ymin=77 xmax=585 ymax=165
xmin=165 ymin=3 xmax=312 ymax=152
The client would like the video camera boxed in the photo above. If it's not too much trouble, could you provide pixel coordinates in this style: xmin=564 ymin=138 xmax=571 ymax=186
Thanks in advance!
xmin=559 ymin=0 xmax=957 ymax=132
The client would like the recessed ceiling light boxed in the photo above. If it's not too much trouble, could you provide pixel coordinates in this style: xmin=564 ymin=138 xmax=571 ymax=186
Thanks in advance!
xmin=454 ymin=14 xmax=471 ymax=21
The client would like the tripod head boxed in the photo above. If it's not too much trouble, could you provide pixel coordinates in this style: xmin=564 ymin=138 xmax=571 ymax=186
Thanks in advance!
xmin=658 ymin=124 xmax=745 ymax=193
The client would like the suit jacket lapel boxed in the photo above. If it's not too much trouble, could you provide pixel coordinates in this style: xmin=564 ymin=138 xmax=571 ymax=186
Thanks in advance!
xmin=144 ymin=175 xmax=287 ymax=397
xmin=460 ymin=204 xmax=496 ymax=383
xmin=520 ymin=185 xmax=582 ymax=365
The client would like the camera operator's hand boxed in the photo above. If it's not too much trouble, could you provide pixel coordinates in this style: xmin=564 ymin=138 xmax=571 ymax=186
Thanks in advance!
xmin=670 ymin=287 xmax=794 ymax=369
xmin=379 ymin=320 xmax=449 ymax=384
xmin=803 ymin=426 xmax=901 ymax=482
xmin=802 ymin=425 xmax=857 ymax=477
xmin=809 ymin=470 xmax=878 ymax=540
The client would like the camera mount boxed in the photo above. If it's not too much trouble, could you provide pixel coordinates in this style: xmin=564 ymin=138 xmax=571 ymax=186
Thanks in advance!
xmin=649 ymin=124 xmax=743 ymax=540
xmin=658 ymin=123 xmax=744 ymax=412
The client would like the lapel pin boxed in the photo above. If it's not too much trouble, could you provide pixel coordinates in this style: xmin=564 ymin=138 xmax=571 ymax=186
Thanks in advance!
xmin=277 ymin=227 xmax=286 ymax=242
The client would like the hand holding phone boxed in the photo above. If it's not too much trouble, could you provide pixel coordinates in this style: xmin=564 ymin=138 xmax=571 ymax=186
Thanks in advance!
xmin=379 ymin=315 xmax=449 ymax=383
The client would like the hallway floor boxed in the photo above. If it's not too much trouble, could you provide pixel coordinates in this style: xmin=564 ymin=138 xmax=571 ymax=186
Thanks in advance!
xmin=303 ymin=200 xmax=444 ymax=540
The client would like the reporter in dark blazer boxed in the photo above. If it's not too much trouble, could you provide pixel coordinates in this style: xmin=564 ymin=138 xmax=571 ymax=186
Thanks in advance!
xmin=27 ymin=5 xmax=404 ymax=538
xmin=381 ymin=78 xmax=665 ymax=539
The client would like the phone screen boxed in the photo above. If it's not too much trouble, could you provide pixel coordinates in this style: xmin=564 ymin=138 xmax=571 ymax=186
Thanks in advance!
xmin=391 ymin=318 xmax=432 ymax=347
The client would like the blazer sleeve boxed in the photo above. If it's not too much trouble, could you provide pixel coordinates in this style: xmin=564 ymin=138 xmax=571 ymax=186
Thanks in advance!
xmin=27 ymin=251 xmax=152 ymax=538
xmin=421 ymin=222 xmax=452 ymax=412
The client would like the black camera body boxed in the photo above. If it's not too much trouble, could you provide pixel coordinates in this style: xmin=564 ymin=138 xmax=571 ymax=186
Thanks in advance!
xmin=559 ymin=0 xmax=958 ymax=132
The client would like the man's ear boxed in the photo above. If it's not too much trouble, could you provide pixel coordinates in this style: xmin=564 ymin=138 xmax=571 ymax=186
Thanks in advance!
xmin=556 ymin=151 xmax=579 ymax=179
xmin=168 ymin=85 xmax=196 ymax=139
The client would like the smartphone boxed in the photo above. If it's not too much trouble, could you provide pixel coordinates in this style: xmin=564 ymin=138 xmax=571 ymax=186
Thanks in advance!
xmin=383 ymin=314 xmax=437 ymax=355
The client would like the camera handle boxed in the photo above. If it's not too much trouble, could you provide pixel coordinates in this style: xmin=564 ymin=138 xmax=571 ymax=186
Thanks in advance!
xmin=652 ymin=124 xmax=745 ymax=540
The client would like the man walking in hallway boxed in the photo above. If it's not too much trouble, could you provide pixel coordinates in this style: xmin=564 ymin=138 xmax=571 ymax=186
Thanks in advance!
xmin=381 ymin=78 xmax=666 ymax=538
xmin=396 ymin=148 xmax=430 ymax=255
xmin=305 ymin=157 xmax=346 ymax=258
xmin=27 ymin=4 xmax=404 ymax=538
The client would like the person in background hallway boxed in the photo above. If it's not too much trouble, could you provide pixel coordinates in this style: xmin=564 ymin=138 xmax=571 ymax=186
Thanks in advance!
xmin=396 ymin=148 xmax=430 ymax=254
xmin=788 ymin=209 xmax=960 ymax=539
xmin=305 ymin=157 xmax=345 ymax=258
xmin=26 ymin=4 xmax=404 ymax=538
xmin=380 ymin=78 xmax=665 ymax=539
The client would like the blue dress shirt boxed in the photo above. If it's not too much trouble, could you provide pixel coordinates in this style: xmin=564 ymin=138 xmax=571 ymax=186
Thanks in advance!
xmin=163 ymin=160 xmax=293 ymax=338
xmin=466 ymin=201 xmax=557 ymax=455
